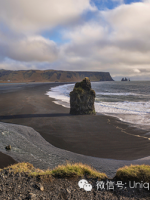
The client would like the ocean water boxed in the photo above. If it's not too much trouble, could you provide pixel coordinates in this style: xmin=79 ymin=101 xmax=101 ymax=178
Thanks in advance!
xmin=46 ymin=81 xmax=150 ymax=131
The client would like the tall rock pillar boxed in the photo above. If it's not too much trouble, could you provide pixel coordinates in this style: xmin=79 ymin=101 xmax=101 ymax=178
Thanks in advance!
xmin=70 ymin=77 xmax=96 ymax=115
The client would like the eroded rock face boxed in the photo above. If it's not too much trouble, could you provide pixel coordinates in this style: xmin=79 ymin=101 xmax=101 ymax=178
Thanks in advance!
xmin=70 ymin=77 xmax=96 ymax=115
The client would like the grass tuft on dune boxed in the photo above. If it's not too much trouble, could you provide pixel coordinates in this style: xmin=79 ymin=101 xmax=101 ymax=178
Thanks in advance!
xmin=1 ymin=162 xmax=150 ymax=182
xmin=116 ymin=164 xmax=150 ymax=182
xmin=51 ymin=162 xmax=107 ymax=178
xmin=0 ymin=162 xmax=107 ymax=179
xmin=0 ymin=162 xmax=43 ymax=174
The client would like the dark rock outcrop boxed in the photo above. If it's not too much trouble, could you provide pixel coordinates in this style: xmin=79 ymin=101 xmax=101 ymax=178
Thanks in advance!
xmin=5 ymin=145 xmax=11 ymax=150
xmin=70 ymin=77 xmax=96 ymax=115
xmin=121 ymin=77 xmax=130 ymax=81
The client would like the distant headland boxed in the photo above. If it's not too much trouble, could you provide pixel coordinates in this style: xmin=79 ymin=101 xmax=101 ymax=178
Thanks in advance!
xmin=0 ymin=69 xmax=114 ymax=83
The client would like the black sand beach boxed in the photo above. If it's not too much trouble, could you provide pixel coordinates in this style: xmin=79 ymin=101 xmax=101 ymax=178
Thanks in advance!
xmin=0 ymin=82 xmax=150 ymax=167
xmin=0 ymin=152 xmax=17 ymax=168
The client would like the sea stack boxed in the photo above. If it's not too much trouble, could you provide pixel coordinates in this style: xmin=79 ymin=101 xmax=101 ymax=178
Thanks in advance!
xmin=70 ymin=77 xmax=96 ymax=115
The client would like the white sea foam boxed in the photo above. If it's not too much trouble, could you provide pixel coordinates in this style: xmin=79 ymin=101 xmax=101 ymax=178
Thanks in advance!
xmin=46 ymin=84 xmax=73 ymax=104
xmin=46 ymin=83 xmax=150 ymax=130
xmin=95 ymin=101 xmax=150 ymax=115
xmin=46 ymin=84 xmax=72 ymax=108
xmin=95 ymin=102 xmax=150 ymax=129
xmin=96 ymin=92 xmax=141 ymax=96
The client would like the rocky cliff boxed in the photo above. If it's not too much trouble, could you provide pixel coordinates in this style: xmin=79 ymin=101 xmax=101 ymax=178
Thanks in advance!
xmin=70 ymin=77 xmax=96 ymax=115
xmin=0 ymin=69 xmax=113 ymax=82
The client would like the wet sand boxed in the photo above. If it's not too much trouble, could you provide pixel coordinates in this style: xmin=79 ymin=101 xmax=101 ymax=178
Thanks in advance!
xmin=0 ymin=152 xmax=17 ymax=169
xmin=0 ymin=82 xmax=150 ymax=164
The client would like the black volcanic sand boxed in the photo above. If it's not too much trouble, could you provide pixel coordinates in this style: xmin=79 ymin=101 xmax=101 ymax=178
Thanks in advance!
xmin=0 ymin=82 xmax=150 ymax=161
xmin=0 ymin=152 xmax=17 ymax=168
xmin=0 ymin=169 xmax=149 ymax=200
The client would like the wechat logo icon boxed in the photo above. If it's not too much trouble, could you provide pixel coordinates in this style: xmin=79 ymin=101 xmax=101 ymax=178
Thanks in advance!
xmin=78 ymin=179 xmax=92 ymax=191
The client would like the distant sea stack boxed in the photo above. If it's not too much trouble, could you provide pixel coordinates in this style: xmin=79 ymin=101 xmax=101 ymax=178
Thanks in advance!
xmin=121 ymin=77 xmax=130 ymax=81
xmin=0 ymin=69 xmax=114 ymax=83
xmin=70 ymin=77 xmax=96 ymax=115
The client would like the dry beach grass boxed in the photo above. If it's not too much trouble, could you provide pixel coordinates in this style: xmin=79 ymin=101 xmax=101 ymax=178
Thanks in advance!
xmin=116 ymin=164 xmax=150 ymax=183
xmin=1 ymin=162 xmax=150 ymax=182
xmin=0 ymin=162 xmax=150 ymax=199
xmin=0 ymin=162 xmax=107 ymax=179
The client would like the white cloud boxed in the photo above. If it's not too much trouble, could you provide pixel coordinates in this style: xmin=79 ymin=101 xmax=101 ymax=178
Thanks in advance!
xmin=0 ymin=0 xmax=150 ymax=80
xmin=0 ymin=34 xmax=59 ymax=62
xmin=0 ymin=0 xmax=95 ymax=63
xmin=103 ymin=2 xmax=150 ymax=37
xmin=10 ymin=36 xmax=59 ymax=62
xmin=0 ymin=0 xmax=95 ymax=33
xmin=58 ymin=1 xmax=150 ymax=79
xmin=64 ymin=22 xmax=105 ymax=43
xmin=133 ymin=69 xmax=141 ymax=73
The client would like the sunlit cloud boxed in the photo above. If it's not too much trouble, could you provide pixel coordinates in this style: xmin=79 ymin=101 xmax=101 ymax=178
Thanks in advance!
xmin=0 ymin=0 xmax=94 ymax=33
xmin=0 ymin=0 xmax=150 ymax=80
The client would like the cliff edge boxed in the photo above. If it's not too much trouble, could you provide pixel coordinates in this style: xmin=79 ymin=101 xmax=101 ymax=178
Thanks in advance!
xmin=0 ymin=69 xmax=114 ymax=82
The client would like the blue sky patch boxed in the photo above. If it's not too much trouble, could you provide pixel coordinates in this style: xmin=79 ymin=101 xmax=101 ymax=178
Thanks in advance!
xmin=41 ymin=26 xmax=71 ymax=45
xmin=91 ymin=0 xmax=142 ymax=10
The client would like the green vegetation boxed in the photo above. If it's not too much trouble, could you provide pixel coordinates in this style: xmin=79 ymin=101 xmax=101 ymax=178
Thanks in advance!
xmin=0 ymin=162 xmax=43 ymax=174
xmin=1 ymin=163 xmax=150 ymax=182
xmin=0 ymin=162 xmax=107 ymax=179
xmin=116 ymin=164 xmax=150 ymax=182
xmin=51 ymin=163 xmax=107 ymax=178
xmin=90 ymin=89 xmax=96 ymax=97
xmin=23 ymin=70 xmax=35 ymax=79
xmin=74 ymin=77 xmax=90 ymax=90
xmin=71 ymin=77 xmax=94 ymax=95
xmin=72 ymin=87 xmax=84 ymax=94
xmin=42 ymin=71 xmax=55 ymax=80
xmin=85 ymin=110 xmax=96 ymax=115
xmin=75 ymin=82 xmax=82 ymax=88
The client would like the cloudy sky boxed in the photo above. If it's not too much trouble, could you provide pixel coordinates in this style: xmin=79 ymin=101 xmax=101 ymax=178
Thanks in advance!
xmin=0 ymin=0 xmax=150 ymax=80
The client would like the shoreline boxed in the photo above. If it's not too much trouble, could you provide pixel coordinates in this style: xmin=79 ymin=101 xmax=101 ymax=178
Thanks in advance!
xmin=1 ymin=120 xmax=150 ymax=178
xmin=46 ymin=81 xmax=150 ymax=133
xmin=0 ymin=82 xmax=150 ymax=174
